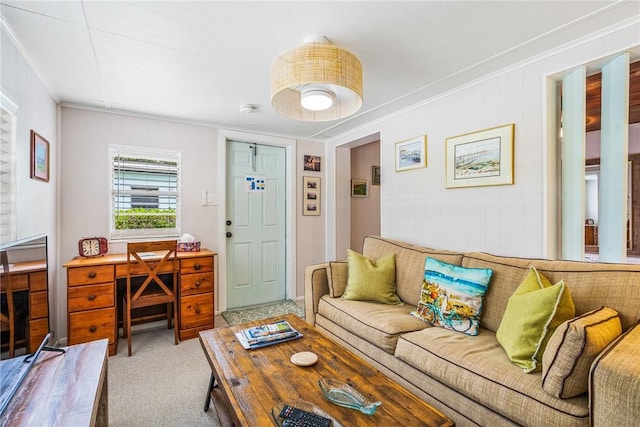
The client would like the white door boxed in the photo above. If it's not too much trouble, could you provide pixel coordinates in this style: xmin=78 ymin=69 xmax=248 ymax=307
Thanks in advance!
xmin=226 ymin=141 xmax=286 ymax=309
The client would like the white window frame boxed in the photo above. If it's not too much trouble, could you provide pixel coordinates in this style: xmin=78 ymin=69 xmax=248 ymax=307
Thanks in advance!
xmin=0 ymin=93 xmax=18 ymax=244
xmin=109 ymin=145 xmax=181 ymax=241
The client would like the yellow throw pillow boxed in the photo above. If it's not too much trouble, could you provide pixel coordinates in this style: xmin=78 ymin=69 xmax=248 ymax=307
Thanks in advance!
xmin=496 ymin=266 xmax=575 ymax=373
xmin=542 ymin=307 xmax=621 ymax=398
xmin=341 ymin=249 xmax=402 ymax=305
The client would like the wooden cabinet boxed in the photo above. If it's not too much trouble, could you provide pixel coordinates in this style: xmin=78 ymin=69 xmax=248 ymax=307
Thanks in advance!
xmin=10 ymin=269 xmax=50 ymax=352
xmin=64 ymin=249 xmax=215 ymax=356
xmin=66 ymin=264 xmax=117 ymax=356
xmin=179 ymin=255 xmax=215 ymax=340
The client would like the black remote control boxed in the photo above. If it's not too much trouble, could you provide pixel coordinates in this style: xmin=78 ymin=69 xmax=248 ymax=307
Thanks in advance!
xmin=279 ymin=404 xmax=332 ymax=427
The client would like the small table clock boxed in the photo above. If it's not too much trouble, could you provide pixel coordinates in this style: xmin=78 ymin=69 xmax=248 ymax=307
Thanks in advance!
xmin=78 ymin=237 xmax=108 ymax=257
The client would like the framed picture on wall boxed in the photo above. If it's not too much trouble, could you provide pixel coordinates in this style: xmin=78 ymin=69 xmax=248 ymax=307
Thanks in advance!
xmin=303 ymin=176 xmax=321 ymax=216
xmin=30 ymin=130 xmax=50 ymax=182
xmin=372 ymin=166 xmax=380 ymax=186
xmin=303 ymin=155 xmax=321 ymax=172
xmin=445 ymin=123 xmax=514 ymax=189
xmin=395 ymin=135 xmax=427 ymax=172
xmin=351 ymin=179 xmax=369 ymax=197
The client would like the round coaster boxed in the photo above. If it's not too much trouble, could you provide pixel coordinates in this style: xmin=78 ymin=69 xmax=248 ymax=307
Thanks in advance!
xmin=290 ymin=351 xmax=318 ymax=367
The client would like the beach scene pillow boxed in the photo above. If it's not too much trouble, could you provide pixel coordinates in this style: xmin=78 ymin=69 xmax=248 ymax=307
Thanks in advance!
xmin=411 ymin=257 xmax=493 ymax=335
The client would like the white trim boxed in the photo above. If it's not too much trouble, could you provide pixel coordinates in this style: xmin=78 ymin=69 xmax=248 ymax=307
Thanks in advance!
xmin=216 ymin=129 xmax=297 ymax=313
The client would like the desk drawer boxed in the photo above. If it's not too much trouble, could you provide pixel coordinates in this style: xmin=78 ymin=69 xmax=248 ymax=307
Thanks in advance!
xmin=29 ymin=318 xmax=49 ymax=352
xmin=68 ymin=265 xmax=114 ymax=286
xmin=180 ymin=272 xmax=214 ymax=296
xmin=180 ymin=293 xmax=214 ymax=330
xmin=180 ymin=257 xmax=213 ymax=274
xmin=115 ymin=261 xmax=175 ymax=278
xmin=30 ymin=271 xmax=48 ymax=291
xmin=69 ymin=307 xmax=116 ymax=345
xmin=7 ymin=273 xmax=28 ymax=291
xmin=68 ymin=283 xmax=114 ymax=312
xmin=30 ymin=290 xmax=49 ymax=319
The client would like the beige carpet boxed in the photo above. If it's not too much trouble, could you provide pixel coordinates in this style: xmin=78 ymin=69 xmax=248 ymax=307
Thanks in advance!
xmin=108 ymin=326 xmax=221 ymax=426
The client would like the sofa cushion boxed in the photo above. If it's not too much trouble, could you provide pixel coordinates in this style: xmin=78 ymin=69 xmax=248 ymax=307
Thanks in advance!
xmin=342 ymin=249 xmax=402 ymax=304
xmin=362 ymin=236 xmax=465 ymax=306
xmin=496 ymin=266 xmax=575 ymax=373
xmin=326 ymin=261 xmax=348 ymax=298
xmin=317 ymin=296 xmax=427 ymax=353
xmin=395 ymin=327 xmax=589 ymax=425
xmin=411 ymin=257 xmax=492 ymax=336
xmin=542 ymin=307 xmax=621 ymax=398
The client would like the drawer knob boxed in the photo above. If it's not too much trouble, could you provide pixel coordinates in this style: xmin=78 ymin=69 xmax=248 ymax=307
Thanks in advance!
xmin=195 ymin=306 xmax=201 ymax=314
xmin=89 ymin=326 xmax=97 ymax=333
xmin=88 ymin=272 xmax=97 ymax=279
xmin=195 ymin=281 xmax=201 ymax=287
xmin=88 ymin=294 xmax=96 ymax=301
xmin=194 ymin=263 xmax=201 ymax=271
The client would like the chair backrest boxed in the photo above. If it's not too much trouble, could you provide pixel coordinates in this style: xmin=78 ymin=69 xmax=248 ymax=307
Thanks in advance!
xmin=126 ymin=240 xmax=178 ymax=302
xmin=1 ymin=250 xmax=15 ymax=356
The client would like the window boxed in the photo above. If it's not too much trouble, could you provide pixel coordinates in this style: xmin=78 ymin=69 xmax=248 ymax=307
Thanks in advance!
xmin=110 ymin=145 xmax=181 ymax=240
xmin=0 ymin=95 xmax=17 ymax=244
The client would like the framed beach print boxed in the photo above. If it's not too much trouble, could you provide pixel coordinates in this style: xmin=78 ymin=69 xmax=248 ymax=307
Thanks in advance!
xmin=395 ymin=135 xmax=427 ymax=172
xmin=445 ymin=123 xmax=514 ymax=189
xmin=351 ymin=179 xmax=369 ymax=197
xmin=302 ymin=176 xmax=320 ymax=216
xmin=30 ymin=130 xmax=50 ymax=182
xmin=303 ymin=155 xmax=321 ymax=172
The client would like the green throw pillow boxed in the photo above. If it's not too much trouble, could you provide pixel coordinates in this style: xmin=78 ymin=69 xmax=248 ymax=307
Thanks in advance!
xmin=341 ymin=249 xmax=402 ymax=305
xmin=496 ymin=266 xmax=575 ymax=373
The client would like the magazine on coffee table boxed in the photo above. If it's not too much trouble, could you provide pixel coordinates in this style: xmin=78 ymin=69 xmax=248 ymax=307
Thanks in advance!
xmin=235 ymin=319 xmax=303 ymax=350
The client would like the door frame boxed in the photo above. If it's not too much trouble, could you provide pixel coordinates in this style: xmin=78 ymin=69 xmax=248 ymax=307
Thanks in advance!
xmin=217 ymin=129 xmax=297 ymax=312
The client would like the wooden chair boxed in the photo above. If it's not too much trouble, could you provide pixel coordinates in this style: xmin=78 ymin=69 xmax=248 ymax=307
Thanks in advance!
xmin=123 ymin=240 xmax=178 ymax=356
xmin=1 ymin=250 xmax=16 ymax=358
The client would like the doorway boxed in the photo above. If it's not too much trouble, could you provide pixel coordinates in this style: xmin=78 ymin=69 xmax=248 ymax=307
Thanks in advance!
xmin=225 ymin=141 xmax=286 ymax=309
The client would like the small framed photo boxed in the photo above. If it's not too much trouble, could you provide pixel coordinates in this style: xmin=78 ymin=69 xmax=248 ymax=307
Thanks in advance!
xmin=395 ymin=135 xmax=427 ymax=172
xmin=30 ymin=130 xmax=50 ymax=182
xmin=372 ymin=166 xmax=380 ymax=186
xmin=303 ymin=155 xmax=321 ymax=172
xmin=445 ymin=123 xmax=514 ymax=189
xmin=303 ymin=176 xmax=321 ymax=216
xmin=351 ymin=179 xmax=369 ymax=198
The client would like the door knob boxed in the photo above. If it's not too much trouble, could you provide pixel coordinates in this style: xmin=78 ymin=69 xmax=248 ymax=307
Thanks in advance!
xmin=226 ymin=220 xmax=232 ymax=226
xmin=226 ymin=232 xmax=232 ymax=238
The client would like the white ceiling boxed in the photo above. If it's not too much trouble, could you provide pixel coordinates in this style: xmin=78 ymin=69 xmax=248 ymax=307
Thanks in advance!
xmin=1 ymin=1 xmax=638 ymax=141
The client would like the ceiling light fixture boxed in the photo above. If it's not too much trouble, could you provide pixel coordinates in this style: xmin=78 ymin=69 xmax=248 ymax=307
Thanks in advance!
xmin=270 ymin=36 xmax=363 ymax=121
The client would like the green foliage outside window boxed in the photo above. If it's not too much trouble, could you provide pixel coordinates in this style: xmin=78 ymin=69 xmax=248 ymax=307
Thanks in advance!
xmin=115 ymin=208 xmax=176 ymax=230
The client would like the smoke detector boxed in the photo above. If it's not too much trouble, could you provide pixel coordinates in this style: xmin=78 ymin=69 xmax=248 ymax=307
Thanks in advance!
xmin=239 ymin=104 xmax=257 ymax=114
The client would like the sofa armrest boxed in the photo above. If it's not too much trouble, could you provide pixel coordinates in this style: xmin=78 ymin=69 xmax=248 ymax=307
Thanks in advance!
xmin=590 ymin=323 xmax=640 ymax=426
xmin=304 ymin=263 xmax=329 ymax=326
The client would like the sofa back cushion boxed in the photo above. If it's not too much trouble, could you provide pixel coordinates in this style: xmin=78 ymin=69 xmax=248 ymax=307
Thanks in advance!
xmin=464 ymin=252 xmax=640 ymax=332
xmin=362 ymin=236 xmax=464 ymax=306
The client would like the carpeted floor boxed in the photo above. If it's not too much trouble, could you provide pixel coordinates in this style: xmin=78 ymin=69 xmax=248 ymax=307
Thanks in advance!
xmin=109 ymin=327 xmax=221 ymax=426
xmin=221 ymin=299 xmax=304 ymax=325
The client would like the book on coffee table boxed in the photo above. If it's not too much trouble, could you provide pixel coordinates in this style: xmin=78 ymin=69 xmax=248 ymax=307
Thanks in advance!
xmin=235 ymin=319 xmax=303 ymax=350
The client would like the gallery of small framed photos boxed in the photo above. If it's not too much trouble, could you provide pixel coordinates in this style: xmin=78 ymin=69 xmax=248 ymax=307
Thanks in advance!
xmin=302 ymin=176 xmax=320 ymax=216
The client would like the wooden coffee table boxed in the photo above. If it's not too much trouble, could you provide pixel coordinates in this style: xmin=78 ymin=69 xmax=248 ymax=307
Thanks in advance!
xmin=199 ymin=314 xmax=453 ymax=426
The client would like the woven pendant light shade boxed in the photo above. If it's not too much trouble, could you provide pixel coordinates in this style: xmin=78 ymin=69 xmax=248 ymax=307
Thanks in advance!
xmin=271 ymin=39 xmax=363 ymax=121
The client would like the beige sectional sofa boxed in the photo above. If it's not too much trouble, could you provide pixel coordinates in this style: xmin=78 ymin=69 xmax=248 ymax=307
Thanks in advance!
xmin=304 ymin=235 xmax=640 ymax=426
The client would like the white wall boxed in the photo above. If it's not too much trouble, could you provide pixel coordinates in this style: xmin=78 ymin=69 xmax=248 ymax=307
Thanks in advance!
xmin=1 ymin=26 xmax=59 ymax=333
xmin=328 ymin=19 xmax=639 ymax=259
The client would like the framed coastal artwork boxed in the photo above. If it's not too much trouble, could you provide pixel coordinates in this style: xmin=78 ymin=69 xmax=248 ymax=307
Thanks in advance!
xmin=30 ymin=130 xmax=50 ymax=182
xmin=445 ymin=123 xmax=514 ymax=189
xmin=303 ymin=155 xmax=321 ymax=172
xmin=302 ymin=176 xmax=320 ymax=216
xmin=395 ymin=135 xmax=427 ymax=172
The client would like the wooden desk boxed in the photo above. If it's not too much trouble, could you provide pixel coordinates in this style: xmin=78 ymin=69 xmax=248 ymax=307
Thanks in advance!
xmin=0 ymin=260 xmax=49 ymax=354
xmin=200 ymin=314 xmax=454 ymax=427
xmin=0 ymin=339 xmax=108 ymax=426
xmin=64 ymin=249 xmax=216 ymax=356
